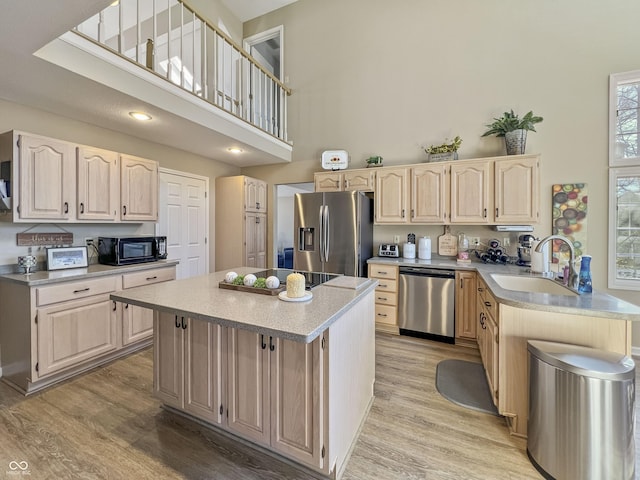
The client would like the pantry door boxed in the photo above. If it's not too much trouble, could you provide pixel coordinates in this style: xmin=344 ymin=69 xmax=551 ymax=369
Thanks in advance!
xmin=157 ymin=168 xmax=209 ymax=279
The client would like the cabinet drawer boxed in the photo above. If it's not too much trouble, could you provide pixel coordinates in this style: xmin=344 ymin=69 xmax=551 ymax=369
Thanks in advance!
xmin=375 ymin=304 xmax=397 ymax=325
xmin=478 ymin=281 xmax=498 ymax=321
xmin=375 ymin=291 xmax=397 ymax=306
xmin=369 ymin=264 xmax=398 ymax=279
xmin=123 ymin=266 xmax=176 ymax=289
xmin=375 ymin=278 xmax=397 ymax=293
xmin=36 ymin=276 xmax=118 ymax=306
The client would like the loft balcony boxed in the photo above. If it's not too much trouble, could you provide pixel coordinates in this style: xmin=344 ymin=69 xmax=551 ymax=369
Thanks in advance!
xmin=33 ymin=0 xmax=292 ymax=166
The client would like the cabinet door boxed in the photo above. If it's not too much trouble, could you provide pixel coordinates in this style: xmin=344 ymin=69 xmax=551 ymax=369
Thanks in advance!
xmin=256 ymin=213 xmax=267 ymax=268
xmin=77 ymin=146 xmax=119 ymax=221
xmin=344 ymin=170 xmax=375 ymax=192
xmin=184 ymin=319 xmax=224 ymax=425
xmin=455 ymin=271 xmax=477 ymax=340
xmin=37 ymin=294 xmax=117 ymax=377
xmin=450 ymin=161 xmax=492 ymax=223
xmin=122 ymin=304 xmax=154 ymax=346
xmin=494 ymin=156 xmax=539 ymax=224
xmin=375 ymin=168 xmax=408 ymax=224
xmin=154 ymin=311 xmax=184 ymax=408
xmin=120 ymin=154 xmax=158 ymax=221
xmin=314 ymin=172 xmax=343 ymax=192
xmin=485 ymin=315 xmax=499 ymax=406
xmin=411 ymin=164 xmax=448 ymax=223
xmin=245 ymin=177 xmax=267 ymax=212
xmin=18 ymin=134 xmax=75 ymax=220
xmin=271 ymin=335 xmax=324 ymax=469
xmin=227 ymin=328 xmax=270 ymax=445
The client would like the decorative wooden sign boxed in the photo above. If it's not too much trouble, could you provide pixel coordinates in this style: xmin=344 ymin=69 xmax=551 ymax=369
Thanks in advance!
xmin=16 ymin=232 xmax=74 ymax=246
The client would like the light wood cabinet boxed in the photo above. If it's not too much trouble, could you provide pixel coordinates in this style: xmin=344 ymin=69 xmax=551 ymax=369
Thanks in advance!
xmin=226 ymin=327 xmax=325 ymax=467
xmin=494 ymin=155 xmax=539 ymax=223
xmin=450 ymin=160 xmax=493 ymax=224
xmin=369 ymin=263 xmax=399 ymax=334
xmin=120 ymin=154 xmax=159 ymax=222
xmin=454 ymin=271 xmax=477 ymax=343
xmin=121 ymin=266 xmax=176 ymax=346
xmin=154 ymin=312 xmax=224 ymax=425
xmin=314 ymin=170 xmax=376 ymax=192
xmin=245 ymin=176 xmax=267 ymax=212
xmin=77 ymin=146 xmax=119 ymax=221
xmin=0 ymin=264 xmax=176 ymax=394
xmin=0 ymin=131 xmax=159 ymax=223
xmin=375 ymin=168 xmax=408 ymax=223
xmin=216 ymin=175 xmax=268 ymax=270
xmin=410 ymin=163 xmax=449 ymax=223
xmin=476 ymin=276 xmax=499 ymax=406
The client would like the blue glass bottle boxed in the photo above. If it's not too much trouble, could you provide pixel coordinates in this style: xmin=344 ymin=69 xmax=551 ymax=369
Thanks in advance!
xmin=578 ymin=255 xmax=592 ymax=293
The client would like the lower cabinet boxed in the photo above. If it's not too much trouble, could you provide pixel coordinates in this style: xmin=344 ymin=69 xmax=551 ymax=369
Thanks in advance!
xmin=36 ymin=294 xmax=118 ymax=377
xmin=476 ymin=277 xmax=499 ymax=406
xmin=454 ymin=271 xmax=477 ymax=343
xmin=0 ymin=264 xmax=176 ymax=394
xmin=154 ymin=312 xmax=224 ymax=425
xmin=368 ymin=263 xmax=399 ymax=334
xmin=227 ymin=328 xmax=324 ymax=468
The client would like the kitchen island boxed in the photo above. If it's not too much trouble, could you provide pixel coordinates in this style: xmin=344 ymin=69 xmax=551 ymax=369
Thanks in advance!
xmin=111 ymin=267 xmax=377 ymax=479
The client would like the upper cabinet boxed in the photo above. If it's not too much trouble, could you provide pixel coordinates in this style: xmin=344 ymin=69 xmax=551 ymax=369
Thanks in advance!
xmin=77 ymin=146 xmax=119 ymax=221
xmin=245 ymin=176 xmax=267 ymax=212
xmin=120 ymin=154 xmax=159 ymax=222
xmin=371 ymin=154 xmax=539 ymax=225
xmin=314 ymin=170 xmax=375 ymax=192
xmin=0 ymin=131 xmax=159 ymax=223
xmin=494 ymin=155 xmax=539 ymax=224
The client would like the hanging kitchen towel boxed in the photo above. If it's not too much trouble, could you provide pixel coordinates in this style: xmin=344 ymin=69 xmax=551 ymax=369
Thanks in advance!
xmin=438 ymin=227 xmax=458 ymax=256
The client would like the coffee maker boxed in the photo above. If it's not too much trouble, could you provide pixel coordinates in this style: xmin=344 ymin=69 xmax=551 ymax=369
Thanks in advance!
xmin=517 ymin=234 xmax=535 ymax=266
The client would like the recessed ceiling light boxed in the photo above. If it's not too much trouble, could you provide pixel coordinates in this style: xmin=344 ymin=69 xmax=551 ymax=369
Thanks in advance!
xmin=129 ymin=111 xmax=152 ymax=121
xmin=227 ymin=147 xmax=243 ymax=154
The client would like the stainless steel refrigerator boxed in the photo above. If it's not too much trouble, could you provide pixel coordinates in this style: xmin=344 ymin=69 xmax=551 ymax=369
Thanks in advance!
xmin=293 ymin=191 xmax=373 ymax=276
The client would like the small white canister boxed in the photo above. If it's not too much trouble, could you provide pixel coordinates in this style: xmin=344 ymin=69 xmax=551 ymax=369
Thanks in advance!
xmin=403 ymin=242 xmax=416 ymax=259
xmin=418 ymin=236 xmax=431 ymax=260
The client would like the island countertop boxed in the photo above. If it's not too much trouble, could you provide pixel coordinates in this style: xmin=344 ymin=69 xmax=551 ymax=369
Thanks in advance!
xmin=111 ymin=267 xmax=377 ymax=343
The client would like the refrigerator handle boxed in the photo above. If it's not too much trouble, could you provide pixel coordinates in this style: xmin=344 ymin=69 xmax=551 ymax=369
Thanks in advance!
xmin=324 ymin=205 xmax=330 ymax=262
xmin=318 ymin=205 xmax=324 ymax=262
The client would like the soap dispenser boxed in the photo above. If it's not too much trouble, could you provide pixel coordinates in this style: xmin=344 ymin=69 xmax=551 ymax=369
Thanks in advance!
xmin=578 ymin=255 xmax=592 ymax=293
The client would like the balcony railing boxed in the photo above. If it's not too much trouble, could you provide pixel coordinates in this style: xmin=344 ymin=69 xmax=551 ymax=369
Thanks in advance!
xmin=74 ymin=0 xmax=290 ymax=142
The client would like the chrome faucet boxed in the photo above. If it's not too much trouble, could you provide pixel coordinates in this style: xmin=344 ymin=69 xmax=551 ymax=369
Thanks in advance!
xmin=535 ymin=235 xmax=580 ymax=292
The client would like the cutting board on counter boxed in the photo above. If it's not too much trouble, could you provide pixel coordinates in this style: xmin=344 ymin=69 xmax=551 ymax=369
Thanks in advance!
xmin=438 ymin=229 xmax=458 ymax=256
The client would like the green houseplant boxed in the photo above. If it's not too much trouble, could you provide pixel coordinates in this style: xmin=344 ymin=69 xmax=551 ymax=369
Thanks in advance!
xmin=424 ymin=135 xmax=462 ymax=161
xmin=481 ymin=110 xmax=543 ymax=155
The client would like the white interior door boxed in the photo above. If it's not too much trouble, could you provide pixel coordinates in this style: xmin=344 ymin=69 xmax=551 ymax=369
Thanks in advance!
xmin=157 ymin=168 xmax=209 ymax=279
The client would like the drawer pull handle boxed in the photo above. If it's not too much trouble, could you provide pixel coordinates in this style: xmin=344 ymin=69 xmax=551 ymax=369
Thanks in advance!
xmin=379 ymin=284 xmax=388 ymax=288
xmin=73 ymin=287 xmax=90 ymax=294
xmin=175 ymin=315 xmax=181 ymax=328
xmin=376 ymin=271 xmax=388 ymax=275
xmin=80 ymin=202 xmax=84 ymax=214
xmin=181 ymin=317 xmax=187 ymax=329
xmin=377 ymin=313 xmax=388 ymax=317
xmin=146 ymin=276 xmax=158 ymax=281
xmin=64 ymin=202 xmax=69 ymax=214
xmin=377 ymin=296 xmax=388 ymax=301
xmin=485 ymin=301 xmax=491 ymax=307
xmin=478 ymin=287 xmax=484 ymax=292
xmin=125 ymin=304 xmax=129 ymax=309
xmin=112 ymin=301 xmax=117 ymax=311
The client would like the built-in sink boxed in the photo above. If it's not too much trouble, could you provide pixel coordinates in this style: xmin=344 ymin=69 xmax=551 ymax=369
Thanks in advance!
xmin=490 ymin=274 xmax=578 ymax=296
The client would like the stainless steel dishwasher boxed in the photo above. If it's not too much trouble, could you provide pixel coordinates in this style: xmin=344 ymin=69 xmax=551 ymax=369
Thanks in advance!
xmin=398 ymin=266 xmax=455 ymax=343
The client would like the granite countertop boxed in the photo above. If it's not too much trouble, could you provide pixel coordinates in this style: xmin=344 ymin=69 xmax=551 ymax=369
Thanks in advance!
xmin=111 ymin=267 xmax=378 ymax=343
xmin=0 ymin=260 xmax=179 ymax=286
xmin=368 ymin=256 xmax=640 ymax=322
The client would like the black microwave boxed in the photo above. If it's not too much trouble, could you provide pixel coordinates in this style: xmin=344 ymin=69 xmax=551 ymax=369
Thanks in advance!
xmin=98 ymin=236 xmax=167 ymax=266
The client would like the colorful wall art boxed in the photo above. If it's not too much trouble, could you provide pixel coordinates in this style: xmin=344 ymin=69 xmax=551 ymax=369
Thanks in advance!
xmin=551 ymin=183 xmax=588 ymax=265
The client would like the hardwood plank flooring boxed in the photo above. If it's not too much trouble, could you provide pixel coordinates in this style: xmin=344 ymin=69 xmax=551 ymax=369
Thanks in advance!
xmin=0 ymin=333 xmax=636 ymax=479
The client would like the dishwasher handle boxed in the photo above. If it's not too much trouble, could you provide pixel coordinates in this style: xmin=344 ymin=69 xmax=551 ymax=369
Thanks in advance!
xmin=399 ymin=267 xmax=455 ymax=279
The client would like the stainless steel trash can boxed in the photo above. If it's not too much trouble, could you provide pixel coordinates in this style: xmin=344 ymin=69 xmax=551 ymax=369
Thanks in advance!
xmin=527 ymin=340 xmax=635 ymax=480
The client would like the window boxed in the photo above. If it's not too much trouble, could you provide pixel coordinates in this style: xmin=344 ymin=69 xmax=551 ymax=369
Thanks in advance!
xmin=609 ymin=71 xmax=640 ymax=290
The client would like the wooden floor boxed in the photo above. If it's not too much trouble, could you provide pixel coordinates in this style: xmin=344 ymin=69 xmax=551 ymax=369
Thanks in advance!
xmin=0 ymin=333 xmax=634 ymax=479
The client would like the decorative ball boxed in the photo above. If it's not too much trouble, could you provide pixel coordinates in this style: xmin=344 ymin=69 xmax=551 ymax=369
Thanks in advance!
xmin=225 ymin=271 xmax=238 ymax=283
xmin=265 ymin=276 xmax=280 ymax=289
xmin=243 ymin=274 xmax=257 ymax=287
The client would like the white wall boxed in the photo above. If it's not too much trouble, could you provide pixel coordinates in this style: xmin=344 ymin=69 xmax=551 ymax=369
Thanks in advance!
xmin=241 ymin=0 xmax=640 ymax=342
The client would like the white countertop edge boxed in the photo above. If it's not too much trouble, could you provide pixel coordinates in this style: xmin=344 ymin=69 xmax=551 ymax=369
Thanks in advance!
xmin=368 ymin=257 xmax=640 ymax=321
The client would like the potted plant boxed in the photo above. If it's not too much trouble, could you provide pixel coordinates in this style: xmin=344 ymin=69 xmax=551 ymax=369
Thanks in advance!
xmin=366 ymin=155 xmax=383 ymax=167
xmin=424 ymin=135 xmax=462 ymax=162
xmin=481 ymin=110 xmax=543 ymax=155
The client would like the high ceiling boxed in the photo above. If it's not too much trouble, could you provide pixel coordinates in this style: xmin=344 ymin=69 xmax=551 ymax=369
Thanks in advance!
xmin=220 ymin=0 xmax=299 ymax=22
xmin=0 ymin=0 xmax=294 ymax=166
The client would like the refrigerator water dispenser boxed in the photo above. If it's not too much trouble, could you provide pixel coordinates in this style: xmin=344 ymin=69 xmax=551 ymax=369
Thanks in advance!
xmin=299 ymin=227 xmax=315 ymax=251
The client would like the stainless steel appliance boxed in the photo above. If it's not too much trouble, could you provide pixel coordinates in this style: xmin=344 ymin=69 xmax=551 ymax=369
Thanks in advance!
xmin=98 ymin=235 xmax=167 ymax=265
xmin=294 ymin=191 xmax=373 ymax=276
xmin=398 ymin=266 xmax=455 ymax=343
xmin=378 ymin=244 xmax=400 ymax=257
xmin=517 ymin=234 xmax=535 ymax=267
